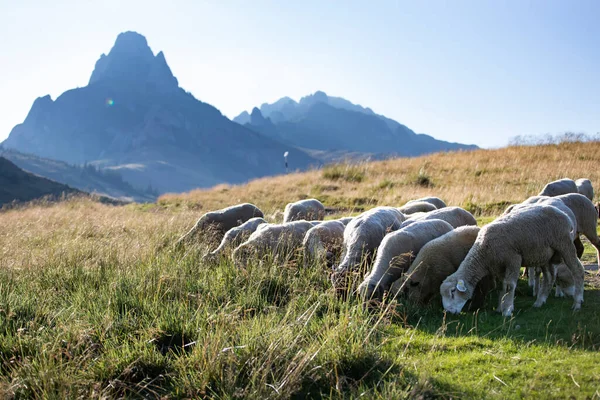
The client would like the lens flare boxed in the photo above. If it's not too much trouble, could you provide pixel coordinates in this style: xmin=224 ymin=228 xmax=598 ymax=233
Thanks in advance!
xmin=106 ymin=98 xmax=114 ymax=106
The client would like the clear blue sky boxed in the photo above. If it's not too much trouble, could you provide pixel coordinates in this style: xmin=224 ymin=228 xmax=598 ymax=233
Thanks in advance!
xmin=1 ymin=1 xmax=598 ymax=148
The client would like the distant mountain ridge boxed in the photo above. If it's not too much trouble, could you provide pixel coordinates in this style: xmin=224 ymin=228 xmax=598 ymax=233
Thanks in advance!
xmin=2 ymin=31 xmax=316 ymax=194
xmin=234 ymin=91 xmax=477 ymax=156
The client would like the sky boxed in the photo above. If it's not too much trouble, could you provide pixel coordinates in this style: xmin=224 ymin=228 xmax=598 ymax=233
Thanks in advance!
xmin=0 ymin=1 xmax=598 ymax=148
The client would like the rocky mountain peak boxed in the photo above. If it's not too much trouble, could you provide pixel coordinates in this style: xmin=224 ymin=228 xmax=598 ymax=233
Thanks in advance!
xmin=88 ymin=31 xmax=178 ymax=92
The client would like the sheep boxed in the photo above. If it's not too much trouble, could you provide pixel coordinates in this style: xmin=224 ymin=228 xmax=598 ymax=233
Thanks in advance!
xmin=393 ymin=226 xmax=487 ymax=306
xmin=398 ymin=201 xmax=437 ymax=215
xmin=575 ymin=178 xmax=594 ymax=201
xmin=506 ymin=194 xmax=600 ymax=262
xmin=331 ymin=207 xmax=405 ymax=287
xmin=175 ymin=203 xmax=264 ymax=248
xmin=302 ymin=220 xmax=346 ymax=267
xmin=554 ymin=264 xmax=577 ymax=298
xmin=440 ymin=204 xmax=585 ymax=316
xmin=283 ymin=199 xmax=326 ymax=222
xmin=406 ymin=197 xmax=447 ymax=209
xmin=203 ymin=217 xmax=267 ymax=261
xmin=538 ymin=178 xmax=578 ymax=197
xmin=357 ymin=219 xmax=454 ymax=300
xmin=232 ymin=220 xmax=315 ymax=268
xmin=400 ymin=207 xmax=477 ymax=229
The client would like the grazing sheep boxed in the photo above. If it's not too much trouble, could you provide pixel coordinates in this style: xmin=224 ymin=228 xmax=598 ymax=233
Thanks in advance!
xmin=506 ymin=194 xmax=600 ymax=262
xmin=440 ymin=205 xmax=584 ymax=316
xmin=575 ymin=178 xmax=594 ymax=202
xmin=398 ymin=201 xmax=437 ymax=215
xmin=204 ymin=217 xmax=267 ymax=261
xmin=303 ymin=220 xmax=346 ymax=267
xmin=394 ymin=226 xmax=490 ymax=307
xmin=331 ymin=207 xmax=405 ymax=286
xmin=283 ymin=199 xmax=326 ymax=222
xmin=406 ymin=197 xmax=447 ymax=209
xmin=538 ymin=178 xmax=578 ymax=197
xmin=175 ymin=203 xmax=264 ymax=247
xmin=232 ymin=220 xmax=314 ymax=268
xmin=401 ymin=207 xmax=477 ymax=229
xmin=357 ymin=219 xmax=454 ymax=300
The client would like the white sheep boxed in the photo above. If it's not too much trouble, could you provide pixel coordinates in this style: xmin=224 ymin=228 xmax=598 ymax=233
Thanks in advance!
xmin=538 ymin=178 xmax=578 ymax=197
xmin=337 ymin=217 xmax=354 ymax=226
xmin=283 ymin=199 xmax=326 ymax=222
xmin=398 ymin=201 xmax=437 ymax=215
xmin=401 ymin=207 xmax=477 ymax=229
xmin=175 ymin=203 xmax=264 ymax=248
xmin=203 ymin=217 xmax=268 ymax=261
xmin=393 ymin=226 xmax=493 ymax=308
xmin=440 ymin=204 xmax=585 ymax=316
xmin=302 ymin=220 xmax=346 ymax=267
xmin=331 ymin=207 xmax=405 ymax=287
xmin=357 ymin=219 xmax=454 ymax=300
xmin=575 ymin=178 xmax=594 ymax=202
xmin=406 ymin=197 xmax=447 ymax=209
xmin=232 ymin=220 xmax=315 ymax=268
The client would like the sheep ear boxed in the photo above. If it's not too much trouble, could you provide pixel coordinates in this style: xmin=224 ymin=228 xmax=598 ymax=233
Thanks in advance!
xmin=456 ymin=280 xmax=467 ymax=293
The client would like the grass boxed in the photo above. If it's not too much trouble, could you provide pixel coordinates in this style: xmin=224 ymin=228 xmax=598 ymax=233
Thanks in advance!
xmin=1 ymin=142 xmax=599 ymax=398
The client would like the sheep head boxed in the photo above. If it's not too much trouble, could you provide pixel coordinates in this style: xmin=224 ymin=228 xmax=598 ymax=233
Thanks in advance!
xmin=440 ymin=276 xmax=472 ymax=314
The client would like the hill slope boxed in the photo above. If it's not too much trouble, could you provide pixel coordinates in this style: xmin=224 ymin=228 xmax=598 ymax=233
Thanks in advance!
xmin=1 ymin=31 xmax=315 ymax=194
xmin=159 ymin=141 xmax=600 ymax=216
xmin=0 ymin=156 xmax=80 ymax=206
xmin=0 ymin=148 xmax=155 ymax=202
xmin=234 ymin=91 xmax=478 ymax=156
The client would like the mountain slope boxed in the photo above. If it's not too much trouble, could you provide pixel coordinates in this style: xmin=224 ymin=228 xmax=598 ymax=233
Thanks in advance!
xmin=0 ymin=148 xmax=155 ymax=202
xmin=234 ymin=91 xmax=477 ymax=156
xmin=0 ymin=157 xmax=80 ymax=207
xmin=2 ymin=32 xmax=316 ymax=193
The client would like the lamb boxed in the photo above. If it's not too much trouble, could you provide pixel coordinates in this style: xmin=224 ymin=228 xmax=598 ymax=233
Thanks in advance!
xmin=331 ymin=207 xmax=405 ymax=286
xmin=175 ymin=203 xmax=264 ymax=248
xmin=283 ymin=199 xmax=326 ymax=222
xmin=398 ymin=201 xmax=437 ymax=215
xmin=357 ymin=219 xmax=454 ymax=300
xmin=394 ymin=226 xmax=486 ymax=306
xmin=400 ymin=207 xmax=477 ymax=229
xmin=406 ymin=197 xmax=447 ymax=209
xmin=575 ymin=178 xmax=594 ymax=202
xmin=203 ymin=217 xmax=268 ymax=261
xmin=538 ymin=178 xmax=578 ymax=197
xmin=302 ymin=220 xmax=346 ymax=267
xmin=440 ymin=204 xmax=585 ymax=316
xmin=232 ymin=220 xmax=315 ymax=268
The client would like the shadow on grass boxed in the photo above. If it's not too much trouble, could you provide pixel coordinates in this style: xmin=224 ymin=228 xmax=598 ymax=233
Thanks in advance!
xmin=394 ymin=276 xmax=600 ymax=350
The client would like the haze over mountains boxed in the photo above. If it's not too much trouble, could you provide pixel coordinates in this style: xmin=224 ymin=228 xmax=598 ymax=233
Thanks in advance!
xmin=2 ymin=31 xmax=476 ymax=200
xmin=234 ymin=91 xmax=477 ymax=157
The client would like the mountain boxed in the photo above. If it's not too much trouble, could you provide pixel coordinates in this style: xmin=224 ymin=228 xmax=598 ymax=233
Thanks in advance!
xmin=0 ymin=147 xmax=155 ymax=202
xmin=233 ymin=91 xmax=477 ymax=156
xmin=2 ymin=31 xmax=316 ymax=193
xmin=0 ymin=156 xmax=80 ymax=207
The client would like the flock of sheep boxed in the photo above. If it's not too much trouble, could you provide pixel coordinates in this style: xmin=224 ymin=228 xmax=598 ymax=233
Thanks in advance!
xmin=176 ymin=178 xmax=599 ymax=316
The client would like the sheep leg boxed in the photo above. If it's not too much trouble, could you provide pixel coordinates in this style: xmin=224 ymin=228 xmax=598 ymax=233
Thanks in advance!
xmin=574 ymin=236 xmax=584 ymax=259
xmin=498 ymin=262 xmax=520 ymax=317
xmin=527 ymin=267 xmax=537 ymax=290
xmin=533 ymin=264 xmax=554 ymax=307
xmin=554 ymin=243 xmax=585 ymax=310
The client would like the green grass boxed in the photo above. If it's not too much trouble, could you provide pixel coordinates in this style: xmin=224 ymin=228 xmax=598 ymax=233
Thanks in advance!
xmin=0 ymin=207 xmax=598 ymax=398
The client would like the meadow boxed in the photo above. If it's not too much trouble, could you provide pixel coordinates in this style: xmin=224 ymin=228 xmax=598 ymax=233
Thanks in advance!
xmin=0 ymin=142 xmax=599 ymax=398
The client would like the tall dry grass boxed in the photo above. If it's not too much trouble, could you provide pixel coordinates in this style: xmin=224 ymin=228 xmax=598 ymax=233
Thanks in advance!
xmin=159 ymin=142 xmax=600 ymax=216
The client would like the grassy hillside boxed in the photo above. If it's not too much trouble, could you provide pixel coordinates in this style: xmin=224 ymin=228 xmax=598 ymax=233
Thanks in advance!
xmin=159 ymin=141 xmax=600 ymax=217
xmin=0 ymin=143 xmax=599 ymax=398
